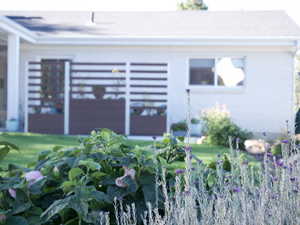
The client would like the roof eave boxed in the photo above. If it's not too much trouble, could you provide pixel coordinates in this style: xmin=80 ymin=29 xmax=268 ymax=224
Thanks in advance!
xmin=0 ymin=16 xmax=37 ymax=43
xmin=34 ymin=36 xmax=300 ymax=47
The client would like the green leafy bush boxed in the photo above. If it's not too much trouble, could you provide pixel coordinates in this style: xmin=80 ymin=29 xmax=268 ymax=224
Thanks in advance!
xmin=0 ymin=141 xmax=19 ymax=161
xmin=271 ymin=143 xmax=282 ymax=156
xmin=201 ymin=105 xmax=252 ymax=147
xmin=0 ymin=129 xmax=181 ymax=225
xmin=154 ymin=134 xmax=186 ymax=164
xmin=170 ymin=121 xmax=188 ymax=132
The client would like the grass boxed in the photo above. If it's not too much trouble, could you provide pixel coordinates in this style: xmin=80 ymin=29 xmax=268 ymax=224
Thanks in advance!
xmin=0 ymin=132 xmax=231 ymax=168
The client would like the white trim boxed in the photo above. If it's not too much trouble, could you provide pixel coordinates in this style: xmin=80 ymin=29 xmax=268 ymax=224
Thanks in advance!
xmin=186 ymin=56 xmax=247 ymax=92
xmin=166 ymin=62 xmax=171 ymax=133
xmin=24 ymin=61 xmax=29 ymax=132
xmin=35 ymin=36 xmax=299 ymax=47
xmin=125 ymin=62 xmax=130 ymax=136
xmin=0 ymin=16 xmax=36 ymax=43
xmin=64 ymin=61 xmax=70 ymax=135
xmin=7 ymin=34 xmax=20 ymax=124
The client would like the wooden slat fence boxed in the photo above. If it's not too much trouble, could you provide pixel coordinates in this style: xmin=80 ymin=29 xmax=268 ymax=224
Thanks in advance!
xmin=129 ymin=62 xmax=168 ymax=136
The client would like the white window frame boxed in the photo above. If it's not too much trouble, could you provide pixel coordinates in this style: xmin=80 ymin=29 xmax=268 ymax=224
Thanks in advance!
xmin=186 ymin=56 xmax=247 ymax=93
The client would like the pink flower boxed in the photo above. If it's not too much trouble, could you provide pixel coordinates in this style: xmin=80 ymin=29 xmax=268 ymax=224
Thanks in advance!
xmin=8 ymin=188 xmax=16 ymax=199
xmin=115 ymin=166 xmax=136 ymax=188
xmin=123 ymin=166 xmax=136 ymax=180
xmin=24 ymin=171 xmax=44 ymax=186
xmin=115 ymin=177 xmax=127 ymax=188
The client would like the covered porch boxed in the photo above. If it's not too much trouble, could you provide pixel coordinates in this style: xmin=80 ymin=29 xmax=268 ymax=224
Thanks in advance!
xmin=0 ymin=15 xmax=35 ymax=130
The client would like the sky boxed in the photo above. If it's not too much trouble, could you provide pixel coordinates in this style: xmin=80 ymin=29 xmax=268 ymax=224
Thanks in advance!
xmin=0 ymin=0 xmax=299 ymax=25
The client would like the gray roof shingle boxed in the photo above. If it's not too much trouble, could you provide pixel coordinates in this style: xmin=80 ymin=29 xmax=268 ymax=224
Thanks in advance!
xmin=1 ymin=11 xmax=300 ymax=38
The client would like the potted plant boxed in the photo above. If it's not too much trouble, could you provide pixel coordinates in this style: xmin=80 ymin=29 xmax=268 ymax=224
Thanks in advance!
xmin=191 ymin=118 xmax=202 ymax=136
xmin=92 ymin=85 xmax=106 ymax=100
xmin=171 ymin=121 xmax=188 ymax=137
xmin=6 ymin=118 xmax=19 ymax=132
xmin=55 ymin=102 xmax=64 ymax=114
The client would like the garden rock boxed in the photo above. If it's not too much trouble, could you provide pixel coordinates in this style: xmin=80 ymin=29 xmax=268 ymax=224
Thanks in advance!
xmin=244 ymin=139 xmax=270 ymax=154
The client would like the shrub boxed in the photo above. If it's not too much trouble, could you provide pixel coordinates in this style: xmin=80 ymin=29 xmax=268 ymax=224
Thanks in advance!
xmin=0 ymin=129 xmax=181 ymax=225
xmin=191 ymin=118 xmax=200 ymax=124
xmin=154 ymin=134 xmax=186 ymax=163
xmin=201 ymin=104 xmax=252 ymax=147
xmin=170 ymin=121 xmax=188 ymax=132
xmin=271 ymin=143 xmax=282 ymax=156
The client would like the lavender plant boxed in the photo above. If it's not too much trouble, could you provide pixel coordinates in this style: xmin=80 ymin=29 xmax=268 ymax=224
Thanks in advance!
xmin=111 ymin=91 xmax=300 ymax=225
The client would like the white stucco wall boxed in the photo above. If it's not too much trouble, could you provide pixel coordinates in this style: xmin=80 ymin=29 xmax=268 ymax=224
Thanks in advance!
xmin=18 ymin=44 xmax=296 ymax=135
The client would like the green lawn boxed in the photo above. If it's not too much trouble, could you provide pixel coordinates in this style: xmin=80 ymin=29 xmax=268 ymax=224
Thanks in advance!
xmin=0 ymin=132 xmax=230 ymax=168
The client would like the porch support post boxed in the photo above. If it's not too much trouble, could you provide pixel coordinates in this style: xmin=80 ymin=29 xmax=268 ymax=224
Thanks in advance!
xmin=125 ymin=62 xmax=130 ymax=136
xmin=6 ymin=34 xmax=20 ymax=130
xmin=64 ymin=61 xmax=70 ymax=135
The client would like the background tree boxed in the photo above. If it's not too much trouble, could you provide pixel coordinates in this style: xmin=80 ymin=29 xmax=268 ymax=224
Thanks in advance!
xmin=178 ymin=0 xmax=208 ymax=10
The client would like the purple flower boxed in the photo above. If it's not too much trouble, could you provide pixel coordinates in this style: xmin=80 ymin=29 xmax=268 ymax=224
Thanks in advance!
xmin=266 ymin=152 xmax=273 ymax=158
xmin=185 ymin=146 xmax=192 ymax=152
xmin=292 ymin=189 xmax=299 ymax=194
xmin=24 ymin=170 xmax=44 ymax=186
xmin=290 ymin=177 xmax=297 ymax=182
xmin=175 ymin=169 xmax=185 ymax=175
xmin=271 ymin=194 xmax=279 ymax=200
xmin=232 ymin=187 xmax=241 ymax=193
xmin=281 ymin=139 xmax=289 ymax=144
xmin=276 ymin=159 xmax=284 ymax=167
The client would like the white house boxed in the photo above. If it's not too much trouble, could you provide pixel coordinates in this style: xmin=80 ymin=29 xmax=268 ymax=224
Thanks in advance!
xmin=0 ymin=11 xmax=299 ymax=136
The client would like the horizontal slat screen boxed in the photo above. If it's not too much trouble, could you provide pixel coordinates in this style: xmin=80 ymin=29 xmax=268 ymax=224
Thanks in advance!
xmin=27 ymin=59 xmax=65 ymax=134
xmin=129 ymin=62 xmax=168 ymax=135
xmin=27 ymin=60 xmax=169 ymax=136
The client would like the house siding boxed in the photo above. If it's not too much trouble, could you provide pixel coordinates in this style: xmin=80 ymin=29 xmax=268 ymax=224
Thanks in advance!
xmin=19 ymin=45 xmax=295 ymax=135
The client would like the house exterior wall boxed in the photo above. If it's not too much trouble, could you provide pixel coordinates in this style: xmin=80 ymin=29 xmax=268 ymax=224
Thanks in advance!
xmin=18 ymin=44 xmax=296 ymax=136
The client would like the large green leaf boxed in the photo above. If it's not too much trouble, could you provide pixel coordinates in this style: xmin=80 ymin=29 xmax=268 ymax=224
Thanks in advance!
xmin=12 ymin=202 xmax=32 ymax=215
xmin=6 ymin=216 xmax=28 ymax=225
xmin=0 ymin=146 xmax=10 ymax=161
xmin=122 ymin=176 xmax=138 ymax=193
xmin=68 ymin=168 xmax=83 ymax=181
xmin=40 ymin=196 xmax=73 ymax=222
xmin=0 ymin=177 xmax=24 ymax=190
xmin=0 ymin=141 xmax=19 ymax=151
xmin=0 ymin=141 xmax=19 ymax=161
xmin=139 ymin=173 xmax=157 ymax=205
xmin=28 ymin=178 xmax=47 ymax=195
xmin=78 ymin=159 xmax=101 ymax=171
xmin=107 ymin=186 xmax=129 ymax=201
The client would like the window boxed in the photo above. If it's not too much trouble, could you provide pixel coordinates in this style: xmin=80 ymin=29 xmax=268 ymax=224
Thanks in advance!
xmin=189 ymin=59 xmax=215 ymax=85
xmin=189 ymin=57 xmax=245 ymax=87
